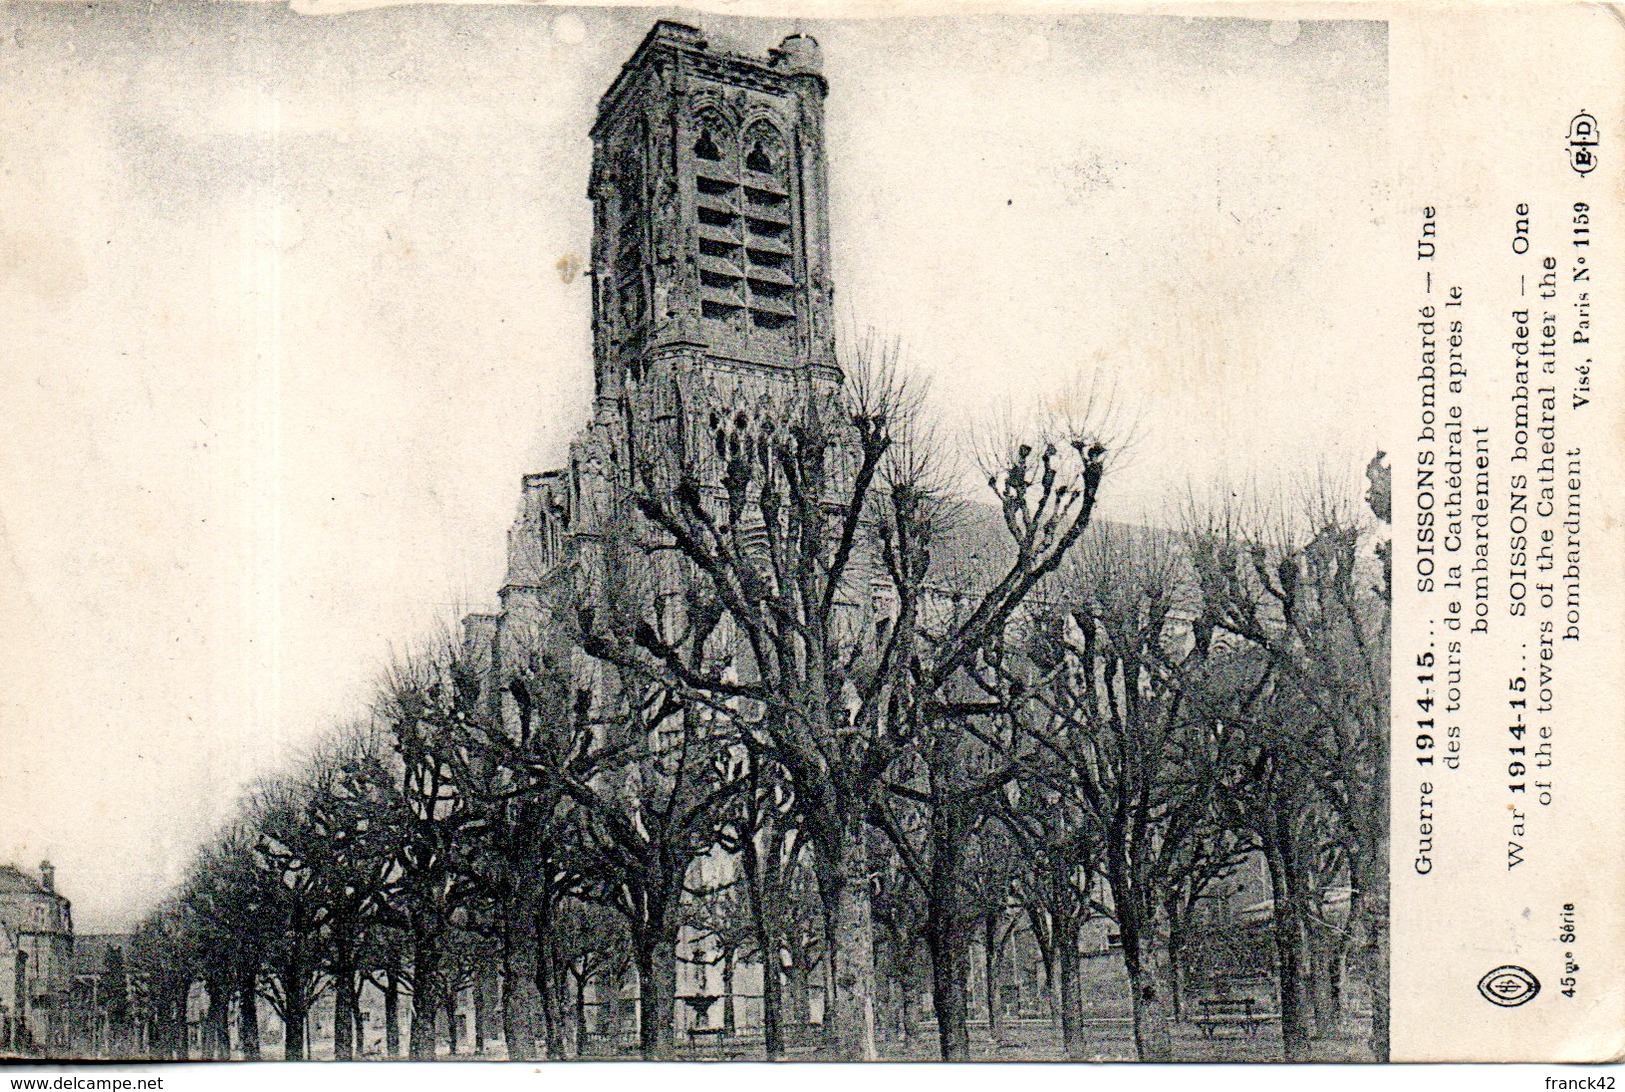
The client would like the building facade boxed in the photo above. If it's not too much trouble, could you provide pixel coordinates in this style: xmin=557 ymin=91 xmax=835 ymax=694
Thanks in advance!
xmin=0 ymin=862 xmax=74 ymax=1053
xmin=488 ymin=19 xmax=843 ymax=646
xmin=458 ymin=21 xmax=854 ymax=1048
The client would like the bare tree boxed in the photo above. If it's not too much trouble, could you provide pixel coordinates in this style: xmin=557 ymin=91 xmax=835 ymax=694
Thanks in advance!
xmin=713 ymin=747 xmax=806 ymax=1058
xmin=250 ymin=774 xmax=334 ymax=1060
xmin=491 ymin=581 xmax=734 ymax=1060
xmin=295 ymin=726 xmax=398 ymax=1060
xmin=581 ymin=335 xmax=1112 ymax=1058
xmin=1002 ymin=525 xmax=1240 ymax=1060
xmin=372 ymin=642 xmax=486 ymax=1060
xmin=870 ymin=833 xmax=928 ymax=1049
xmin=440 ymin=630 xmax=581 ymax=1061
xmin=550 ymin=683 xmax=731 ymax=1060
xmin=996 ymin=773 xmax=1099 ymax=1059
xmin=1181 ymin=463 xmax=1390 ymax=1060
xmin=127 ymin=898 xmax=195 ymax=1059
xmin=179 ymin=823 xmax=271 ymax=1059
xmin=553 ymin=897 xmax=630 ymax=1054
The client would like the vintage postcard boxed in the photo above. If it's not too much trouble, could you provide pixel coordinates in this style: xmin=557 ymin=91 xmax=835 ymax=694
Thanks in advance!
xmin=0 ymin=0 xmax=1618 ymax=1072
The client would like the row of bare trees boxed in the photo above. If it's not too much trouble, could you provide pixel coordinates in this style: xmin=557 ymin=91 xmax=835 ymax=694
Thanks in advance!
xmin=131 ymin=342 xmax=1389 ymax=1062
xmin=127 ymin=649 xmax=633 ymax=1062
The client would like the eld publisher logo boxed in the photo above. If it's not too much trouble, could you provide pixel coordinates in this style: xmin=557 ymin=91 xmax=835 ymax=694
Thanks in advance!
xmin=1478 ymin=964 xmax=1541 ymax=1007
xmin=1568 ymin=111 xmax=1599 ymax=175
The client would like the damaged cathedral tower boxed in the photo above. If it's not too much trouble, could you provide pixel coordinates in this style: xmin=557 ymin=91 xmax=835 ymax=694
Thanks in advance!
xmin=466 ymin=20 xmax=844 ymax=739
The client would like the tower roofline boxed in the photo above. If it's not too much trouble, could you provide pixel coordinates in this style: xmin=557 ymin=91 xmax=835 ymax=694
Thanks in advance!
xmin=591 ymin=20 xmax=826 ymax=141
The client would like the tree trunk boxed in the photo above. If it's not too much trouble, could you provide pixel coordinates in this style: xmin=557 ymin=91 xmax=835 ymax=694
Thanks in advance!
xmin=444 ymin=989 xmax=460 ymax=1057
xmin=409 ymin=928 xmax=440 ymax=1061
xmin=1023 ymin=904 xmax=1056 ymax=1031
xmin=382 ymin=968 xmax=401 ymax=1059
xmin=1121 ymin=918 xmax=1175 ymax=1063
xmin=204 ymin=978 xmax=230 ymax=1059
xmin=536 ymin=930 xmax=567 ymax=1061
xmin=820 ymin=912 xmax=841 ymax=1054
xmin=743 ymin=832 xmax=787 ymax=1059
xmin=1054 ymin=917 xmax=1087 ymax=1061
xmin=162 ymin=983 xmax=189 ymax=1059
xmin=760 ymin=942 xmax=784 ymax=1059
xmin=282 ymin=975 xmax=309 ymax=1061
xmin=501 ymin=902 xmax=543 ymax=1060
xmin=886 ymin=968 xmax=906 ymax=1043
xmin=1362 ymin=674 xmax=1392 ymax=1062
xmin=784 ymin=957 xmax=809 ymax=1044
xmin=236 ymin=966 xmax=261 ymax=1061
xmin=722 ymin=946 xmax=737 ymax=1038
xmin=925 ymin=920 xmax=970 ymax=1061
xmin=473 ymin=967 xmax=491 ymax=1056
xmin=926 ymin=785 xmax=971 ymax=1062
xmin=574 ymin=970 xmax=589 ymax=1056
xmin=333 ymin=963 xmax=357 ymax=1061
xmin=1167 ymin=908 xmax=1188 ymax=1022
xmin=635 ymin=934 xmax=677 ymax=1060
xmin=1264 ymin=841 xmax=1316 ymax=1061
xmin=603 ymin=967 xmax=624 ymax=1047
xmin=1309 ymin=918 xmax=1345 ymax=1035
xmin=1354 ymin=840 xmax=1389 ymax=1061
xmin=984 ymin=914 xmax=1004 ymax=1045
xmin=1368 ymin=900 xmax=1389 ymax=1061
xmin=825 ymin=816 xmax=878 ymax=1060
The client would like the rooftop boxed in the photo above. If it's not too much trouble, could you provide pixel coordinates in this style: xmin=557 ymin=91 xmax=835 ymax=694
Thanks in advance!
xmin=0 ymin=865 xmax=47 ymax=896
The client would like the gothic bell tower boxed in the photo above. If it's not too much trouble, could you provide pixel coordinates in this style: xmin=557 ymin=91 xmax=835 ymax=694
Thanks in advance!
xmin=485 ymin=23 xmax=847 ymax=734
xmin=586 ymin=22 xmax=840 ymax=476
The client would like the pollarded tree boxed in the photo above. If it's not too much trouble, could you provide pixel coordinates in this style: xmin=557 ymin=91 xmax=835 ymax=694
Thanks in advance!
xmin=1180 ymin=464 xmax=1390 ymax=1059
xmin=962 ymin=813 xmax=1025 ymax=1044
xmin=582 ymin=337 xmax=1113 ymax=1058
xmin=996 ymin=772 xmax=1100 ymax=1058
xmin=294 ymin=726 xmax=399 ymax=1060
xmin=371 ymin=642 xmax=487 ymax=1061
xmin=464 ymin=572 xmax=731 ymax=1061
xmin=680 ymin=877 xmax=757 ymax=1039
xmin=1009 ymin=524 xmax=1241 ymax=1061
xmin=713 ymin=745 xmax=805 ymax=1058
xmin=127 ymin=898 xmax=196 ymax=1060
xmin=251 ymin=772 xmax=336 ymax=1060
xmin=179 ymin=821 xmax=274 ymax=1059
xmin=869 ymin=829 xmax=929 ymax=1048
xmin=553 ymin=897 xmax=630 ymax=1053
xmin=433 ymin=629 xmax=583 ymax=1061
xmin=546 ymin=677 xmax=734 ymax=1061
xmin=870 ymin=717 xmax=1019 ymax=1061
xmin=360 ymin=924 xmax=410 ymax=1057
xmin=1181 ymin=650 xmax=1327 ymax=1058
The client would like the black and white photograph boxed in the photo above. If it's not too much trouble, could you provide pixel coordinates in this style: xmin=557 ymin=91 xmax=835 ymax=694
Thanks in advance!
xmin=6 ymin=0 xmax=1613 ymax=1072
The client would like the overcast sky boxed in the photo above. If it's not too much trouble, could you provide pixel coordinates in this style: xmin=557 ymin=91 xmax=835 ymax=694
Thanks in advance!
xmin=0 ymin=3 xmax=1386 ymax=931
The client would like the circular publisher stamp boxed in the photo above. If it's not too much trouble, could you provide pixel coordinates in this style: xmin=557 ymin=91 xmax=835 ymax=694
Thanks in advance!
xmin=1478 ymin=965 xmax=1542 ymax=1007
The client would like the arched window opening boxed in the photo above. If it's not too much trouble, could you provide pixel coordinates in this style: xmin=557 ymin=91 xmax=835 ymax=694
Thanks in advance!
xmin=694 ymin=130 xmax=721 ymax=161
xmin=746 ymin=139 xmax=774 ymax=174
